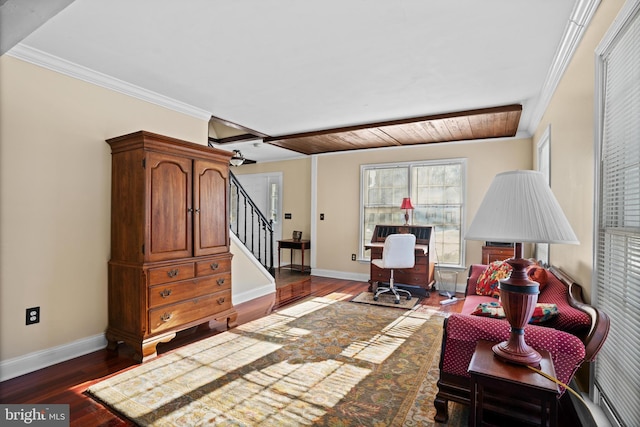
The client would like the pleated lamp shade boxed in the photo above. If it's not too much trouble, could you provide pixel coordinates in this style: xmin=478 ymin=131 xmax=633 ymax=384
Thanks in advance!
xmin=466 ymin=170 xmax=579 ymax=245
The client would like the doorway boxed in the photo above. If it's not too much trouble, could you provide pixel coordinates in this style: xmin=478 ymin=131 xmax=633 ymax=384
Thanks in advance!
xmin=234 ymin=172 xmax=283 ymax=262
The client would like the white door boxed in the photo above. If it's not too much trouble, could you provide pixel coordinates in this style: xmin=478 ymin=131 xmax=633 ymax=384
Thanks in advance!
xmin=235 ymin=172 xmax=283 ymax=264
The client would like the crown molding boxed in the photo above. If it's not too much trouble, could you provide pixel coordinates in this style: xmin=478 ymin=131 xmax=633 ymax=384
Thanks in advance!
xmin=526 ymin=0 xmax=601 ymax=134
xmin=7 ymin=43 xmax=212 ymax=121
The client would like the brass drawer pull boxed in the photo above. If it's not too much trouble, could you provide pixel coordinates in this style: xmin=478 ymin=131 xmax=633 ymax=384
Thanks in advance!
xmin=217 ymin=297 xmax=226 ymax=305
xmin=210 ymin=262 xmax=219 ymax=270
xmin=217 ymin=278 xmax=225 ymax=286
xmin=160 ymin=289 xmax=172 ymax=298
xmin=167 ymin=269 xmax=179 ymax=278
xmin=160 ymin=312 xmax=172 ymax=322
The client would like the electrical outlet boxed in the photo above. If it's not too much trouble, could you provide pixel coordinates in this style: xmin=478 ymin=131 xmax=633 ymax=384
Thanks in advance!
xmin=26 ymin=307 xmax=40 ymax=325
xmin=351 ymin=254 xmax=356 ymax=261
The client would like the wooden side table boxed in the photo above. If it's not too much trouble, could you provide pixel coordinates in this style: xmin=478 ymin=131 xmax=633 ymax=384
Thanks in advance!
xmin=468 ymin=340 xmax=559 ymax=427
xmin=277 ymin=239 xmax=311 ymax=273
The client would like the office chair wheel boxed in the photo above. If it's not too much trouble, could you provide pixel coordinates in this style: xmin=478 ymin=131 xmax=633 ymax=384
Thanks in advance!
xmin=395 ymin=298 xmax=400 ymax=304
xmin=373 ymin=296 xmax=379 ymax=301
xmin=407 ymin=295 xmax=412 ymax=301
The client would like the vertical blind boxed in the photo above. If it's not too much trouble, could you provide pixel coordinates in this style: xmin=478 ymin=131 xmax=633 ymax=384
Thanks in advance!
xmin=595 ymin=5 xmax=640 ymax=426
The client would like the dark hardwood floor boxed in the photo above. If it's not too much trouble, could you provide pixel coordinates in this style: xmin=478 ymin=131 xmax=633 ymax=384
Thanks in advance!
xmin=0 ymin=274 xmax=578 ymax=426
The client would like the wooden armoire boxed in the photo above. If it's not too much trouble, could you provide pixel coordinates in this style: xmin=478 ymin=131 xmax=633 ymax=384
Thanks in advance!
xmin=105 ymin=131 xmax=237 ymax=362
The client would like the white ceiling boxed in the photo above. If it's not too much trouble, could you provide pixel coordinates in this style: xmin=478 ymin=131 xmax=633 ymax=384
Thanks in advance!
xmin=3 ymin=0 xmax=593 ymax=163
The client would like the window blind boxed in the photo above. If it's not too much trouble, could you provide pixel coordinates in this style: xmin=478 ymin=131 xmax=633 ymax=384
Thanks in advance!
xmin=595 ymin=5 xmax=640 ymax=426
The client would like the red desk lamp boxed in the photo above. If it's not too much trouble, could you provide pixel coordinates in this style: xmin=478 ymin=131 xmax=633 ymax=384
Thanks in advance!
xmin=400 ymin=197 xmax=414 ymax=225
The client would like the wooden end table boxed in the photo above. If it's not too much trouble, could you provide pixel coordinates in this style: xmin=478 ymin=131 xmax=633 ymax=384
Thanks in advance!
xmin=468 ymin=340 xmax=559 ymax=427
xmin=277 ymin=239 xmax=311 ymax=273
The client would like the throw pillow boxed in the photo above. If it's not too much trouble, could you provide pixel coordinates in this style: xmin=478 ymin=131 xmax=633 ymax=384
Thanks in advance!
xmin=470 ymin=301 xmax=504 ymax=317
xmin=527 ymin=264 xmax=549 ymax=291
xmin=476 ymin=260 xmax=512 ymax=298
xmin=471 ymin=301 xmax=559 ymax=324
xmin=530 ymin=303 xmax=559 ymax=323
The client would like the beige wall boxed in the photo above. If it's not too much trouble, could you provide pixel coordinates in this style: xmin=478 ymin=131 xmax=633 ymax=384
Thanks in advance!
xmin=315 ymin=139 xmax=532 ymax=276
xmin=0 ymin=56 xmax=209 ymax=361
xmin=533 ymin=0 xmax=625 ymax=301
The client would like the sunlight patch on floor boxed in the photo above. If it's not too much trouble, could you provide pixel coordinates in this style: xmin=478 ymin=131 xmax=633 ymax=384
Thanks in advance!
xmin=189 ymin=359 xmax=371 ymax=425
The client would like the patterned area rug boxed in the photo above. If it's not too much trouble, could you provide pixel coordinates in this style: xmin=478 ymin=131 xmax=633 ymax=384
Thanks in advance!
xmin=87 ymin=294 xmax=468 ymax=426
xmin=351 ymin=291 xmax=420 ymax=309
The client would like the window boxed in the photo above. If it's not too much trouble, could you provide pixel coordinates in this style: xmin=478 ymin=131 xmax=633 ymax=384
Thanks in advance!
xmin=360 ymin=159 xmax=466 ymax=267
xmin=593 ymin=3 xmax=640 ymax=426
xmin=536 ymin=125 xmax=551 ymax=265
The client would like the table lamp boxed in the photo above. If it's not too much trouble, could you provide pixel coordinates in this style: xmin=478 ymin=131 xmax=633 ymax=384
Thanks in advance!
xmin=400 ymin=197 xmax=414 ymax=225
xmin=465 ymin=170 xmax=578 ymax=366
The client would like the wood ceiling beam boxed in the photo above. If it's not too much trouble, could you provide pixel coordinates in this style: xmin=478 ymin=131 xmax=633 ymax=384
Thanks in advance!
xmin=264 ymin=104 xmax=522 ymax=156
xmin=264 ymin=104 xmax=521 ymax=142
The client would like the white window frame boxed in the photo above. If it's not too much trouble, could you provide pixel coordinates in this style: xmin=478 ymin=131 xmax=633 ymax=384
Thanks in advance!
xmin=592 ymin=2 xmax=640 ymax=426
xmin=536 ymin=125 xmax=551 ymax=266
xmin=359 ymin=158 xmax=467 ymax=268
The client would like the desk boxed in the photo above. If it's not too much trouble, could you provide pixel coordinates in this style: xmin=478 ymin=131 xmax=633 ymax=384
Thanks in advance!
xmin=278 ymin=239 xmax=311 ymax=273
xmin=366 ymin=225 xmax=435 ymax=296
xmin=366 ymin=243 xmax=434 ymax=296
xmin=468 ymin=340 xmax=559 ymax=427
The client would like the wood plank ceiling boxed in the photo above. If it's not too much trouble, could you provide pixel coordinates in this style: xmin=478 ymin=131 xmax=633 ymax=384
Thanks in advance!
xmin=262 ymin=104 xmax=522 ymax=155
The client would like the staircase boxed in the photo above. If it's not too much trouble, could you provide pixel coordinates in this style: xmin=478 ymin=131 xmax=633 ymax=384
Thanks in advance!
xmin=229 ymin=171 xmax=312 ymax=306
xmin=229 ymin=171 xmax=275 ymax=276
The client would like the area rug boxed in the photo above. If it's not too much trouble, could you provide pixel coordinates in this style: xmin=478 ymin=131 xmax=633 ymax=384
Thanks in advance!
xmin=351 ymin=291 xmax=420 ymax=309
xmin=87 ymin=294 xmax=467 ymax=426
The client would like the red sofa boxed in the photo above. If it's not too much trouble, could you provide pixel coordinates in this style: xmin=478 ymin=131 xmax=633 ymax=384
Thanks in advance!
xmin=434 ymin=264 xmax=610 ymax=423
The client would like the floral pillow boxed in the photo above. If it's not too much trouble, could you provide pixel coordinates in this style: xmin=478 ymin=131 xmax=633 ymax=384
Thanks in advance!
xmin=476 ymin=260 xmax=512 ymax=298
xmin=471 ymin=301 xmax=559 ymax=324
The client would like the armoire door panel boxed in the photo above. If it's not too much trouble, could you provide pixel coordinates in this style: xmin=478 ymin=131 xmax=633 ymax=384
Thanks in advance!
xmin=147 ymin=152 xmax=193 ymax=261
xmin=194 ymin=160 xmax=229 ymax=256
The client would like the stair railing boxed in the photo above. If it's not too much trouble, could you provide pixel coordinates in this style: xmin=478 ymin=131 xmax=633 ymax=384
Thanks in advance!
xmin=229 ymin=171 xmax=275 ymax=276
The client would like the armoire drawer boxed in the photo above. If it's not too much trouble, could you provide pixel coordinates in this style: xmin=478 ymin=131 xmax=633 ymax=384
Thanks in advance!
xmin=148 ymin=263 xmax=195 ymax=285
xmin=196 ymin=257 xmax=231 ymax=277
xmin=149 ymin=290 xmax=232 ymax=334
xmin=148 ymin=273 xmax=231 ymax=308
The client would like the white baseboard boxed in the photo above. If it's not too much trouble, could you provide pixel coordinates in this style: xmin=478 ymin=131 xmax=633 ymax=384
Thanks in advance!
xmin=0 ymin=334 xmax=107 ymax=382
xmin=233 ymin=285 xmax=276 ymax=305
xmin=311 ymin=268 xmax=369 ymax=282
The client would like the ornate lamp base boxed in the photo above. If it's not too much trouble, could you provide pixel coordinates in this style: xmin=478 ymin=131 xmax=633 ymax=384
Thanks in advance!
xmin=492 ymin=335 xmax=542 ymax=366
xmin=493 ymin=257 xmax=542 ymax=366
